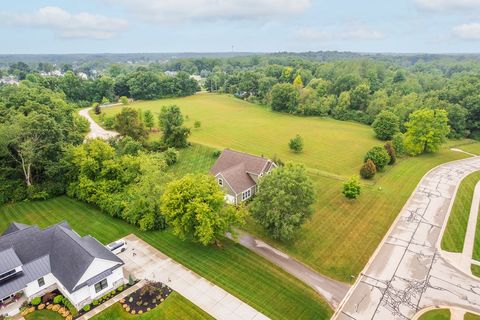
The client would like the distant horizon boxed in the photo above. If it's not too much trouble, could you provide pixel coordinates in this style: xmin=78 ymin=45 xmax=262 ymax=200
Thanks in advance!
xmin=1 ymin=1 xmax=480 ymax=54
xmin=1 ymin=50 xmax=480 ymax=56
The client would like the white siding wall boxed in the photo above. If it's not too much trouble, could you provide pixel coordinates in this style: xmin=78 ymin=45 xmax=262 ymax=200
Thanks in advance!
xmin=24 ymin=273 xmax=57 ymax=298
xmin=23 ymin=266 xmax=124 ymax=309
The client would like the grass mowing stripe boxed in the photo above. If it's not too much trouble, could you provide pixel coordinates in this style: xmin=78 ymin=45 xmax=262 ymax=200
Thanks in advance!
xmin=0 ymin=197 xmax=332 ymax=320
xmin=442 ymin=171 xmax=480 ymax=253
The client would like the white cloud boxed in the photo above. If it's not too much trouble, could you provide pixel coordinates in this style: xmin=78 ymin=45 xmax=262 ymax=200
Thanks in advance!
xmin=294 ymin=25 xmax=384 ymax=42
xmin=109 ymin=0 xmax=311 ymax=23
xmin=453 ymin=23 xmax=480 ymax=39
xmin=0 ymin=6 xmax=128 ymax=39
xmin=414 ymin=0 xmax=480 ymax=12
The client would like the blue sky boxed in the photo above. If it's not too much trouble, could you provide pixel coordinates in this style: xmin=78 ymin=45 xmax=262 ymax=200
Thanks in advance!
xmin=0 ymin=0 xmax=479 ymax=54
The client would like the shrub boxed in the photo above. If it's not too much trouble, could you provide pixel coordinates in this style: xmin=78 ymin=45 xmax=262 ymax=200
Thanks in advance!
xmin=360 ymin=159 xmax=376 ymax=179
xmin=120 ymin=96 xmax=129 ymax=105
xmin=42 ymin=292 xmax=56 ymax=304
xmin=212 ymin=150 xmax=221 ymax=158
xmin=83 ymin=305 xmax=91 ymax=312
xmin=194 ymin=120 xmax=201 ymax=128
xmin=163 ymin=148 xmax=179 ymax=166
xmin=93 ymin=103 xmax=101 ymax=115
xmin=104 ymin=117 xmax=115 ymax=130
xmin=343 ymin=177 xmax=361 ymax=199
xmin=117 ymin=286 xmax=124 ymax=292
xmin=53 ymin=295 xmax=64 ymax=304
xmin=92 ymin=300 xmax=99 ymax=306
xmin=392 ymin=133 xmax=406 ymax=156
xmin=364 ymin=146 xmax=390 ymax=171
xmin=289 ymin=134 xmax=304 ymax=153
xmin=372 ymin=110 xmax=400 ymax=140
xmin=384 ymin=141 xmax=397 ymax=165
xmin=31 ymin=297 xmax=41 ymax=306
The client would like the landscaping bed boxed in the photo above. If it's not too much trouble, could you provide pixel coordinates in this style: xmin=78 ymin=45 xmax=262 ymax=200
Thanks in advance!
xmin=20 ymin=282 xmax=133 ymax=320
xmin=120 ymin=281 xmax=172 ymax=316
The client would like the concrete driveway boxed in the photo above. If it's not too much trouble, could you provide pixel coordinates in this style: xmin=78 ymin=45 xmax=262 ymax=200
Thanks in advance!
xmin=118 ymin=234 xmax=269 ymax=320
xmin=334 ymin=156 xmax=480 ymax=320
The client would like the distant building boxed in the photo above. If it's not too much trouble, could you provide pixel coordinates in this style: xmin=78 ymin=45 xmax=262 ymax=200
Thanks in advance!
xmin=210 ymin=149 xmax=277 ymax=204
xmin=164 ymin=71 xmax=178 ymax=77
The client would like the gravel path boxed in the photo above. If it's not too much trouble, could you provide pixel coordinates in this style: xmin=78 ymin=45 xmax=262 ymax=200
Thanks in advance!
xmin=78 ymin=107 xmax=118 ymax=140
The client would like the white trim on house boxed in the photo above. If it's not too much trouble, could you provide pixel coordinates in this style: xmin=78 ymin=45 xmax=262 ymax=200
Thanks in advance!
xmin=74 ymin=258 xmax=120 ymax=289
xmin=241 ymin=187 xmax=253 ymax=201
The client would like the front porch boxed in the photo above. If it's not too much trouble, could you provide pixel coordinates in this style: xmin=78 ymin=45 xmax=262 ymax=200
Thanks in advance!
xmin=0 ymin=292 xmax=26 ymax=317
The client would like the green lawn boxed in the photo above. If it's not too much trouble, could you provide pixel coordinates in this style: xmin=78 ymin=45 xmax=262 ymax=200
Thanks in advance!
xmin=93 ymin=93 xmax=380 ymax=177
xmin=168 ymin=143 xmax=217 ymax=177
xmin=418 ymin=309 xmax=451 ymax=320
xmin=91 ymin=94 xmax=476 ymax=281
xmin=0 ymin=197 xmax=332 ymax=320
xmin=25 ymin=310 xmax=64 ymax=320
xmin=465 ymin=312 xmax=480 ymax=320
xmin=471 ymin=264 xmax=480 ymax=277
xmin=91 ymin=292 xmax=213 ymax=320
xmin=442 ymin=171 xmax=480 ymax=253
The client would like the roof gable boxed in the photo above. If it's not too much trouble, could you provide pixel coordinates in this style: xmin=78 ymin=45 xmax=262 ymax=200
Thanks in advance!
xmin=210 ymin=149 xmax=273 ymax=193
xmin=0 ymin=222 xmax=123 ymax=294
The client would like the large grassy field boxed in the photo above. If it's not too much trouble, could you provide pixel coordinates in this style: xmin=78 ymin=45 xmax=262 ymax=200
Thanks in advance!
xmin=92 ymin=94 xmax=476 ymax=281
xmin=91 ymin=292 xmax=213 ymax=320
xmin=442 ymin=171 xmax=480 ymax=253
xmin=93 ymin=93 xmax=379 ymax=177
xmin=0 ymin=197 xmax=332 ymax=320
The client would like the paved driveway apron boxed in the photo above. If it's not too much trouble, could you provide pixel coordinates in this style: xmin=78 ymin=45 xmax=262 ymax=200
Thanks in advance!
xmin=119 ymin=234 xmax=269 ymax=320
xmin=335 ymin=156 xmax=480 ymax=320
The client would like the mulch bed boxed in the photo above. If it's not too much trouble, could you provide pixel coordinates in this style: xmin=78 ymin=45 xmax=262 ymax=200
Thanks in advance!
xmin=120 ymin=281 xmax=172 ymax=315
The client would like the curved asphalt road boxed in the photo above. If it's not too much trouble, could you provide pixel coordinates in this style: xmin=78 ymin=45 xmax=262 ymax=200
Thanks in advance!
xmin=334 ymin=155 xmax=480 ymax=320
xmin=234 ymin=231 xmax=350 ymax=308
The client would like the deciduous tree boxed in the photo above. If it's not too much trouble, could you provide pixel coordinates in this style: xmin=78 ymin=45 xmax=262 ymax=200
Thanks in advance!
xmin=161 ymin=174 xmax=246 ymax=245
xmin=250 ymin=163 xmax=315 ymax=241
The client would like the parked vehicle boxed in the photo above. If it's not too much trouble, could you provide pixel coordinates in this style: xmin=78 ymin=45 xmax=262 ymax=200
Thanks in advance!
xmin=106 ymin=239 xmax=127 ymax=254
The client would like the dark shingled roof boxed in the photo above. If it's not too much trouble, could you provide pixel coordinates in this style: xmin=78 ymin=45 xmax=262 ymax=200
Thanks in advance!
xmin=0 ymin=222 xmax=123 ymax=299
xmin=2 ymin=222 xmax=31 ymax=236
xmin=0 ymin=248 xmax=22 ymax=275
xmin=210 ymin=149 xmax=274 ymax=194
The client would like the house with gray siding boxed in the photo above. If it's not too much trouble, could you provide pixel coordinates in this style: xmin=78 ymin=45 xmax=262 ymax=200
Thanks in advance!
xmin=210 ymin=149 xmax=276 ymax=204
xmin=0 ymin=222 xmax=125 ymax=316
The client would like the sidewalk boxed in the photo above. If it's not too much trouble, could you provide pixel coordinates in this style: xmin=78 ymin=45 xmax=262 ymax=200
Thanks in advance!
xmin=77 ymin=281 xmax=144 ymax=319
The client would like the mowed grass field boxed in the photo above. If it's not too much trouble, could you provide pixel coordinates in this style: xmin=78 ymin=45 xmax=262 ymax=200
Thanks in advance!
xmin=0 ymin=197 xmax=332 ymax=320
xmin=92 ymin=94 xmax=476 ymax=281
xmin=93 ymin=93 xmax=379 ymax=176
xmin=442 ymin=171 xmax=480 ymax=253
xmin=91 ymin=292 xmax=213 ymax=320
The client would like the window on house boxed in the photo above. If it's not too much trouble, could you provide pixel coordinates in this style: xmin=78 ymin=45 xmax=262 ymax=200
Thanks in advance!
xmin=242 ymin=189 xmax=252 ymax=201
xmin=94 ymin=279 xmax=108 ymax=293
xmin=218 ymin=178 xmax=223 ymax=186
xmin=0 ymin=269 xmax=17 ymax=281
xmin=37 ymin=277 xmax=45 ymax=287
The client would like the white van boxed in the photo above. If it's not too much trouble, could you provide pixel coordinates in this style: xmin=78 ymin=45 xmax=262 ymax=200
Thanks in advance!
xmin=106 ymin=239 xmax=127 ymax=254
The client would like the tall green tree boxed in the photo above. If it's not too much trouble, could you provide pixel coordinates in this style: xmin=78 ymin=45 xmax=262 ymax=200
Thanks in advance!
xmin=372 ymin=110 xmax=400 ymax=140
xmin=144 ymin=110 xmax=154 ymax=131
xmin=161 ymin=174 xmax=246 ymax=245
xmin=404 ymin=108 xmax=450 ymax=155
xmin=114 ymin=107 xmax=148 ymax=141
xmin=270 ymin=83 xmax=299 ymax=113
xmin=158 ymin=105 xmax=190 ymax=148
xmin=250 ymin=163 xmax=315 ymax=241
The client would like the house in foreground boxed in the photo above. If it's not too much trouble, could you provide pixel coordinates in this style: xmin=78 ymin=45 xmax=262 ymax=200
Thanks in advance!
xmin=210 ymin=149 xmax=276 ymax=204
xmin=0 ymin=222 xmax=125 ymax=316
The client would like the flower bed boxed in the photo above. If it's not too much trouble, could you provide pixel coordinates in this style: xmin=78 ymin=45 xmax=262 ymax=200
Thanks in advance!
xmin=20 ymin=282 xmax=134 ymax=320
xmin=120 ymin=281 xmax=172 ymax=315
